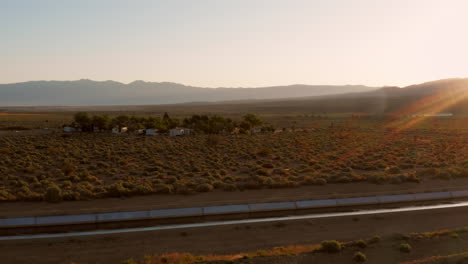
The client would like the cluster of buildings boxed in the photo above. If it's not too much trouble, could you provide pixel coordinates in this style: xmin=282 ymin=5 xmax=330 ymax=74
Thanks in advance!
xmin=63 ymin=126 xmax=192 ymax=136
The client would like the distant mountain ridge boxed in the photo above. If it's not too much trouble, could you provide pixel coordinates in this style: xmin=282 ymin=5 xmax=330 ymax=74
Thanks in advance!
xmin=1 ymin=78 xmax=467 ymax=115
xmin=216 ymin=78 xmax=468 ymax=115
xmin=0 ymin=79 xmax=378 ymax=106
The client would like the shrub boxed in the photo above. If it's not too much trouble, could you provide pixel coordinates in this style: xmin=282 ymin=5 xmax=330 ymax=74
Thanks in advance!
xmin=353 ymin=251 xmax=367 ymax=262
xmin=355 ymin=240 xmax=367 ymax=248
xmin=406 ymin=172 xmax=421 ymax=183
xmin=368 ymin=174 xmax=386 ymax=184
xmin=165 ymin=176 xmax=178 ymax=184
xmin=320 ymin=240 xmax=343 ymax=253
xmin=62 ymin=159 xmax=77 ymax=175
xmin=106 ymin=182 xmax=129 ymax=197
xmin=369 ymin=235 xmax=381 ymax=244
xmin=262 ymin=177 xmax=276 ymax=187
xmin=312 ymin=178 xmax=327 ymax=185
xmin=133 ymin=184 xmax=153 ymax=195
xmin=336 ymin=176 xmax=351 ymax=183
xmin=0 ymin=190 xmax=16 ymax=201
xmin=44 ymin=184 xmax=62 ymax=202
xmin=195 ymin=183 xmax=214 ymax=192
xmin=62 ymin=190 xmax=80 ymax=201
xmin=417 ymin=168 xmax=439 ymax=178
xmin=154 ymin=184 xmax=173 ymax=194
xmin=386 ymin=166 xmax=401 ymax=174
xmin=399 ymin=243 xmax=412 ymax=253
xmin=74 ymin=182 xmax=95 ymax=199
xmin=256 ymin=168 xmax=269 ymax=176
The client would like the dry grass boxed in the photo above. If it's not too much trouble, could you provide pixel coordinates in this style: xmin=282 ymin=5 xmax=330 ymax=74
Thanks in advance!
xmin=121 ymin=244 xmax=321 ymax=264
xmin=0 ymin=114 xmax=467 ymax=202
xmin=119 ymin=226 xmax=468 ymax=264
xmin=0 ymin=125 xmax=467 ymax=202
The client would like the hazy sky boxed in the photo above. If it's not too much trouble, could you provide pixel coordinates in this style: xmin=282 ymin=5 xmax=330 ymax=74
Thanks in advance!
xmin=2 ymin=0 xmax=468 ymax=87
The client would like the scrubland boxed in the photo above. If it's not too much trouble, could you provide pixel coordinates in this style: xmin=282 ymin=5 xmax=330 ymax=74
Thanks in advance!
xmin=0 ymin=122 xmax=466 ymax=202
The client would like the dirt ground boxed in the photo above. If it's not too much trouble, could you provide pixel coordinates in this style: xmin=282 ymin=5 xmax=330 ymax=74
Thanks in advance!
xmin=210 ymin=234 xmax=468 ymax=264
xmin=2 ymin=178 xmax=468 ymax=218
xmin=2 ymin=205 xmax=468 ymax=264
xmin=0 ymin=128 xmax=55 ymax=136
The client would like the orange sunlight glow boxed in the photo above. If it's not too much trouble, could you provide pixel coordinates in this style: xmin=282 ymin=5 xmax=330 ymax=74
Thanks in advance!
xmin=145 ymin=244 xmax=321 ymax=264
xmin=304 ymin=87 xmax=467 ymax=170
xmin=385 ymin=87 xmax=467 ymax=134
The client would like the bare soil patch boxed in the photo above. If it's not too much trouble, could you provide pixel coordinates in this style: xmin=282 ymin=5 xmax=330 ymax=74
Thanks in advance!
xmin=0 ymin=113 xmax=47 ymax=116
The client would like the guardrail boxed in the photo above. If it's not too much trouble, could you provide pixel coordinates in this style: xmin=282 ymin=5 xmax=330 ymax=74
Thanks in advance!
xmin=1 ymin=190 xmax=467 ymax=228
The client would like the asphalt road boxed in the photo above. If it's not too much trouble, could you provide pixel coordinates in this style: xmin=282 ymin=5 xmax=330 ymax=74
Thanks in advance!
xmin=2 ymin=200 xmax=468 ymax=241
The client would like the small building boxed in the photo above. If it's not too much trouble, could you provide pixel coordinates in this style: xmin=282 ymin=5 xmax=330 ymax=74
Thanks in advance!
xmin=423 ymin=113 xmax=453 ymax=117
xmin=411 ymin=112 xmax=454 ymax=118
xmin=145 ymin=128 xmax=158 ymax=136
xmin=169 ymin=128 xmax=192 ymax=137
xmin=112 ymin=127 xmax=128 ymax=134
xmin=251 ymin=128 xmax=261 ymax=134
xmin=63 ymin=126 xmax=77 ymax=133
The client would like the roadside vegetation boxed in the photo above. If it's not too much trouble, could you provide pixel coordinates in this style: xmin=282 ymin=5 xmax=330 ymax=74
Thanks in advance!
xmin=111 ymin=226 xmax=468 ymax=264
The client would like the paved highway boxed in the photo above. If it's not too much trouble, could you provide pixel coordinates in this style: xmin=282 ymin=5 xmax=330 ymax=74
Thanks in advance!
xmin=2 ymin=200 xmax=468 ymax=241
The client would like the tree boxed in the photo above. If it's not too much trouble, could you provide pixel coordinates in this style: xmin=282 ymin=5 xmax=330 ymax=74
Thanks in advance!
xmin=92 ymin=115 xmax=110 ymax=131
xmin=243 ymin=114 xmax=262 ymax=128
xmin=162 ymin=112 xmax=179 ymax=129
xmin=74 ymin=112 xmax=92 ymax=131
xmin=112 ymin=115 xmax=130 ymax=129
xmin=74 ymin=112 xmax=90 ymax=126
xmin=163 ymin=112 xmax=170 ymax=122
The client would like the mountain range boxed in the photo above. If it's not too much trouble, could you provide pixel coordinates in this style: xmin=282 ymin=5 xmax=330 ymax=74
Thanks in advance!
xmin=0 ymin=78 xmax=467 ymax=115
xmin=0 ymin=80 xmax=377 ymax=106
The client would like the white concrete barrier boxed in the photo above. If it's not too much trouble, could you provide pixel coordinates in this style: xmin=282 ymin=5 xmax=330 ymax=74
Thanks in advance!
xmin=296 ymin=199 xmax=337 ymax=209
xmin=413 ymin=192 xmax=452 ymax=201
xmin=0 ymin=217 xmax=35 ymax=227
xmin=36 ymin=214 xmax=96 ymax=225
xmin=378 ymin=194 xmax=415 ymax=204
xmin=0 ymin=190 xmax=466 ymax=228
xmin=203 ymin=204 xmax=250 ymax=215
xmin=336 ymin=196 xmax=380 ymax=206
xmin=337 ymin=197 xmax=377 ymax=206
xmin=249 ymin=202 xmax=296 ymax=212
xmin=149 ymin=207 xmax=203 ymax=219
xmin=97 ymin=211 xmax=149 ymax=222
xmin=451 ymin=190 xmax=468 ymax=198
